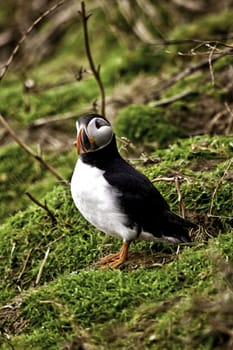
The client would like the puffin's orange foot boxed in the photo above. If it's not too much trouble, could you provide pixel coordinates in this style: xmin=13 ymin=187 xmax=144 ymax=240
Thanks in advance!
xmin=96 ymin=241 xmax=130 ymax=269
xmin=97 ymin=252 xmax=121 ymax=265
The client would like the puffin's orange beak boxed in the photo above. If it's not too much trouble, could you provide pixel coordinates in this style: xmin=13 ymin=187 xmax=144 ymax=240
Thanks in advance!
xmin=77 ymin=128 xmax=83 ymax=154
xmin=76 ymin=127 xmax=90 ymax=154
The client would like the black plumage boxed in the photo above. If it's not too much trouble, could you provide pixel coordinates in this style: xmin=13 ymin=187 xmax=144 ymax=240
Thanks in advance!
xmin=71 ymin=114 xmax=195 ymax=268
xmin=82 ymin=133 xmax=192 ymax=244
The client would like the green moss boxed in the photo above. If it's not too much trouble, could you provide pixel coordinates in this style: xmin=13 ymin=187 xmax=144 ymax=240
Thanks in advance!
xmin=1 ymin=134 xmax=233 ymax=348
xmin=0 ymin=145 xmax=40 ymax=220
xmin=0 ymin=78 xmax=99 ymax=126
xmin=116 ymin=46 xmax=166 ymax=81
xmin=0 ymin=143 xmax=77 ymax=222
xmin=115 ymin=105 xmax=183 ymax=148
xmin=171 ymin=10 xmax=233 ymax=43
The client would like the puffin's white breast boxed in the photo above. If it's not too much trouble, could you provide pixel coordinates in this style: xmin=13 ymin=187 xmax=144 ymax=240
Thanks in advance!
xmin=71 ymin=159 xmax=137 ymax=242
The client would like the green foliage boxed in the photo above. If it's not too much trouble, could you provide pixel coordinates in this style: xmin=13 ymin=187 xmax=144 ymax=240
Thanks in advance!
xmin=0 ymin=144 xmax=76 ymax=222
xmin=171 ymin=10 xmax=233 ymax=48
xmin=116 ymin=46 xmax=166 ymax=81
xmin=0 ymin=145 xmax=40 ymax=219
xmin=0 ymin=134 xmax=233 ymax=349
xmin=115 ymin=105 xmax=183 ymax=148
xmin=0 ymin=79 xmax=99 ymax=126
xmin=142 ymin=136 xmax=233 ymax=220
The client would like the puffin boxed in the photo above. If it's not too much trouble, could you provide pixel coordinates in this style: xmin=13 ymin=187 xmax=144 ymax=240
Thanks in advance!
xmin=71 ymin=114 xmax=194 ymax=268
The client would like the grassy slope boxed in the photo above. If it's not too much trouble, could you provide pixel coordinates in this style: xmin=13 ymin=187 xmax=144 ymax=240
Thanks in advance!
xmin=0 ymin=4 xmax=233 ymax=350
xmin=0 ymin=136 xmax=232 ymax=349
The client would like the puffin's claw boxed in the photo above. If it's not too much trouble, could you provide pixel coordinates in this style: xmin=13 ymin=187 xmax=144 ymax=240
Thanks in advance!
xmin=96 ymin=241 xmax=130 ymax=269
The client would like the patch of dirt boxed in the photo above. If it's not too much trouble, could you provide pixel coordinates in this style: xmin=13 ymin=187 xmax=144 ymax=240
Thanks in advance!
xmin=121 ymin=251 xmax=175 ymax=271
xmin=0 ymin=294 xmax=28 ymax=339
xmin=188 ymin=158 xmax=223 ymax=172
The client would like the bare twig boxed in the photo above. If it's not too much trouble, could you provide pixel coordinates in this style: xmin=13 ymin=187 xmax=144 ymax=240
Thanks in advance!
xmin=206 ymin=110 xmax=227 ymax=133
xmin=208 ymin=44 xmax=216 ymax=86
xmin=17 ymin=249 xmax=32 ymax=281
xmin=152 ymin=176 xmax=188 ymax=183
xmin=207 ymin=214 xmax=233 ymax=220
xmin=208 ymin=158 xmax=233 ymax=216
xmin=0 ymin=0 xmax=66 ymax=81
xmin=151 ymin=47 xmax=233 ymax=99
xmin=35 ymin=246 xmax=51 ymax=285
xmin=10 ymin=242 xmax=16 ymax=259
xmin=174 ymin=176 xmax=185 ymax=218
xmin=25 ymin=192 xmax=57 ymax=224
xmin=79 ymin=1 xmax=106 ymax=116
xmin=29 ymin=111 xmax=79 ymax=128
xmin=149 ymin=37 xmax=233 ymax=48
xmin=39 ymin=299 xmax=65 ymax=308
xmin=224 ymin=102 xmax=233 ymax=135
xmin=151 ymin=89 xmax=194 ymax=107
xmin=44 ymin=234 xmax=65 ymax=248
xmin=28 ymin=109 xmax=98 ymax=128
xmin=0 ymin=115 xmax=68 ymax=185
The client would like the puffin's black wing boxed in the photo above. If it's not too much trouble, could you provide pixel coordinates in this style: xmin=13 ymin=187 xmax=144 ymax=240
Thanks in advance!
xmin=104 ymin=158 xmax=192 ymax=243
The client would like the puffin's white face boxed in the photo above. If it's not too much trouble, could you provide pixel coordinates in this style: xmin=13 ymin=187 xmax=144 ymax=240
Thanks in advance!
xmin=76 ymin=115 xmax=113 ymax=154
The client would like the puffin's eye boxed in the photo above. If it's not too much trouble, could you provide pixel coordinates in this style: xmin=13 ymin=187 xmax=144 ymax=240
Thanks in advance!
xmin=95 ymin=118 xmax=107 ymax=129
xmin=95 ymin=119 xmax=102 ymax=129
xmin=94 ymin=118 xmax=109 ymax=130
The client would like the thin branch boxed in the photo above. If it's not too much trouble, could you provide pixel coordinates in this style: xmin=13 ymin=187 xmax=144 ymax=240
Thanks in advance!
xmin=17 ymin=249 xmax=32 ymax=282
xmin=207 ymin=213 xmax=233 ymax=220
xmin=0 ymin=0 xmax=66 ymax=81
xmin=208 ymin=158 xmax=233 ymax=216
xmin=224 ymin=102 xmax=233 ymax=135
xmin=10 ymin=242 xmax=16 ymax=259
xmin=29 ymin=111 xmax=81 ymax=128
xmin=174 ymin=176 xmax=185 ymax=218
xmin=151 ymin=47 xmax=233 ymax=99
xmin=29 ymin=108 xmax=94 ymax=128
xmin=208 ymin=44 xmax=216 ymax=86
xmin=0 ymin=115 xmax=68 ymax=185
xmin=148 ymin=35 xmax=233 ymax=47
xmin=150 ymin=89 xmax=194 ymax=107
xmin=79 ymin=1 xmax=106 ymax=116
xmin=44 ymin=234 xmax=65 ymax=248
xmin=152 ymin=176 xmax=188 ymax=183
xmin=35 ymin=246 xmax=51 ymax=285
xmin=35 ymin=233 xmax=66 ymax=285
xmin=25 ymin=192 xmax=57 ymax=224
xmin=206 ymin=110 xmax=227 ymax=133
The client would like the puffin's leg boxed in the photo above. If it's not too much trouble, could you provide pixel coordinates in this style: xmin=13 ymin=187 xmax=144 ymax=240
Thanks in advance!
xmin=97 ymin=241 xmax=130 ymax=268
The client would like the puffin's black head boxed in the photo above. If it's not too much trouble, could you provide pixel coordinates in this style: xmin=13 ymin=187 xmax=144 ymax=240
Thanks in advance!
xmin=76 ymin=114 xmax=113 ymax=155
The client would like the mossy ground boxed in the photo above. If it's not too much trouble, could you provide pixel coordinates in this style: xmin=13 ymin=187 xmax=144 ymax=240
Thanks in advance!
xmin=0 ymin=2 xmax=233 ymax=349
xmin=0 ymin=135 xmax=232 ymax=349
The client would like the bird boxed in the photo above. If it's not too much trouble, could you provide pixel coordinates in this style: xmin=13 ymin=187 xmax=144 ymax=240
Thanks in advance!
xmin=71 ymin=113 xmax=195 ymax=269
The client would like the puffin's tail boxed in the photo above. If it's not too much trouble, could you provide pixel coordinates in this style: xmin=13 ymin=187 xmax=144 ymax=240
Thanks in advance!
xmin=162 ymin=210 xmax=196 ymax=243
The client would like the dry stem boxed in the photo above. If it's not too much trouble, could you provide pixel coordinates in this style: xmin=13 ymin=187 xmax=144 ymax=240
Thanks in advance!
xmin=25 ymin=192 xmax=57 ymax=224
xmin=0 ymin=115 xmax=68 ymax=185
xmin=208 ymin=158 xmax=233 ymax=216
xmin=174 ymin=177 xmax=185 ymax=218
xmin=17 ymin=249 xmax=32 ymax=282
xmin=0 ymin=0 xmax=66 ymax=81
xmin=208 ymin=44 xmax=216 ymax=86
xmin=224 ymin=102 xmax=233 ymax=135
xmin=35 ymin=246 xmax=51 ymax=285
xmin=151 ymin=89 xmax=194 ymax=107
xmin=151 ymin=47 xmax=233 ymax=99
xmin=79 ymin=1 xmax=106 ymax=117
